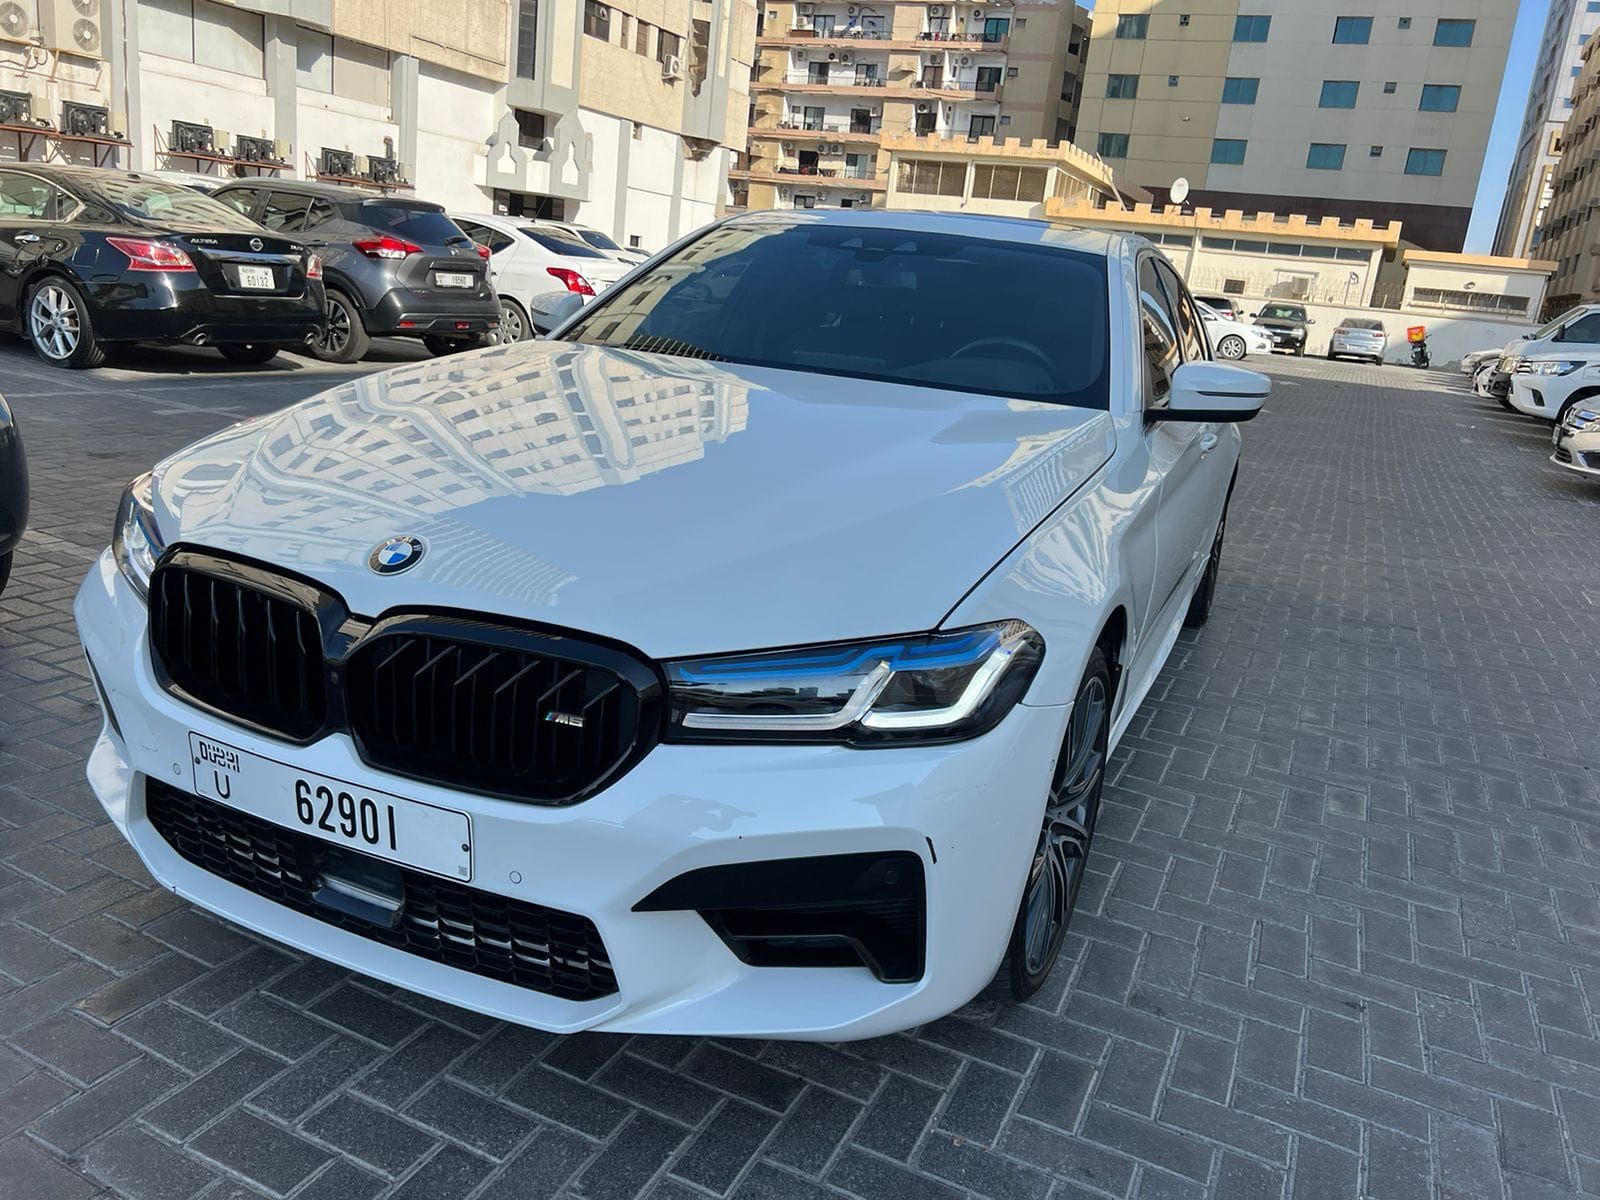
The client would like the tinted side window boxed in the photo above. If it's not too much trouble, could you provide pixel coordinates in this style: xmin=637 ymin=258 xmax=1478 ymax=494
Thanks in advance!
xmin=304 ymin=199 xmax=337 ymax=229
xmin=260 ymin=192 xmax=312 ymax=232
xmin=1138 ymin=257 xmax=1181 ymax=405
xmin=0 ymin=171 xmax=72 ymax=221
xmin=1155 ymin=261 xmax=1208 ymax=362
xmin=1561 ymin=313 xmax=1600 ymax=343
xmin=215 ymin=188 xmax=260 ymax=217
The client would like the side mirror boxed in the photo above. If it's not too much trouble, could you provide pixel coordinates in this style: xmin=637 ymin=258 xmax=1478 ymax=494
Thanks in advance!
xmin=529 ymin=290 xmax=586 ymax=336
xmin=1151 ymin=362 xmax=1269 ymax=423
xmin=1306 ymin=318 xmax=1316 ymax=325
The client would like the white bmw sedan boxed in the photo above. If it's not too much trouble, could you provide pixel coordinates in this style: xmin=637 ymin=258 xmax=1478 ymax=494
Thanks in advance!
xmin=75 ymin=212 xmax=1267 ymax=1040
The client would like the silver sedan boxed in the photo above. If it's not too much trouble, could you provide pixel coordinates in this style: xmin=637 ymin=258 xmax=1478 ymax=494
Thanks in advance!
xmin=1327 ymin=318 xmax=1388 ymax=364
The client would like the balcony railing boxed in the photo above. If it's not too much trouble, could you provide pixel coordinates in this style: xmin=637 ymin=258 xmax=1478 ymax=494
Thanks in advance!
xmin=843 ymin=166 xmax=876 ymax=179
xmin=785 ymin=73 xmax=888 ymax=87
xmin=771 ymin=119 xmax=884 ymax=135
xmin=915 ymin=32 xmax=1007 ymax=44
xmin=786 ymin=26 xmax=891 ymax=39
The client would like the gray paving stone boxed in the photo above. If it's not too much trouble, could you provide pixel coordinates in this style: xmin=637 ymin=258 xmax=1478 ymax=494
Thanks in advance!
xmin=188 ymin=1109 xmax=333 ymax=1195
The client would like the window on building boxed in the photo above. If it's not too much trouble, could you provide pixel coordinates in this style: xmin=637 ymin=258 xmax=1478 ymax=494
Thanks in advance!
xmin=513 ymin=109 xmax=547 ymax=148
xmin=1179 ymin=13 xmax=1190 ymax=25
xmin=897 ymin=158 xmax=966 ymax=196
xmin=968 ymin=114 xmax=996 ymax=139
xmin=140 ymin=0 xmax=265 ymax=77
xmin=1221 ymin=77 xmax=1259 ymax=104
xmin=1383 ymin=80 xmax=1397 ymax=93
xmin=1410 ymin=288 xmax=1529 ymax=316
xmin=515 ymin=0 xmax=538 ymax=78
xmin=1106 ymin=73 xmax=1139 ymax=99
xmin=1405 ymin=147 xmax=1447 ymax=175
xmin=1320 ymin=80 xmax=1359 ymax=108
xmin=1116 ymin=14 xmax=1148 ymax=38
xmin=1589 ymin=2 xmax=1600 ymax=12
xmin=975 ymin=66 xmax=1003 ymax=93
xmin=1397 ymin=16 xmax=1411 ymax=28
xmin=971 ymin=163 xmax=1048 ymax=202
xmin=982 ymin=16 xmax=1009 ymax=41
xmin=1370 ymin=145 xmax=1383 ymax=157
xmin=584 ymin=0 xmax=611 ymax=41
xmin=658 ymin=29 xmax=681 ymax=63
xmin=635 ymin=19 xmax=652 ymax=55
xmin=1097 ymin=132 xmax=1129 ymax=158
xmin=1433 ymin=19 xmax=1474 ymax=46
xmin=793 ymin=194 xmax=816 ymax=209
xmin=1418 ymin=84 xmax=1460 ymax=112
xmin=1307 ymin=143 xmax=1347 ymax=170
xmin=1233 ymin=15 xmax=1270 ymax=42
xmin=1211 ymin=138 xmax=1247 ymax=165
xmin=1168 ymin=75 xmax=1180 ymax=86
xmin=1332 ymin=16 xmax=1372 ymax=43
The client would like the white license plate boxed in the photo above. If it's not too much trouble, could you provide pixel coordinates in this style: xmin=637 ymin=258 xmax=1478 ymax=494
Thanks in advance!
xmin=188 ymin=733 xmax=472 ymax=881
xmin=435 ymin=272 xmax=475 ymax=288
xmin=237 ymin=265 xmax=274 ymax=290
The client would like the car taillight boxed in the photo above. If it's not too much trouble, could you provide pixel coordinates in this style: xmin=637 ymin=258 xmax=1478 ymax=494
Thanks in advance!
xmin=474 ymin=241 xmax=491 ymax=260
xmin=352 ymin=235 xmax=422 ymax=259
xmin=106 ymin=237 xmax=196 ymax=272
xmin=546 ymin=267 xmax=595 ymax=297
xmin=306 ymin=254 xmax=323 ymax=280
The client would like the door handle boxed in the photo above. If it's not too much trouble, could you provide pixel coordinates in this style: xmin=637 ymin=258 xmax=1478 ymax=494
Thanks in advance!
xmin=1199 ymin=432 xmax=1219 ymax=454
xmin=13 ymin=232 xmax=40 ymax=244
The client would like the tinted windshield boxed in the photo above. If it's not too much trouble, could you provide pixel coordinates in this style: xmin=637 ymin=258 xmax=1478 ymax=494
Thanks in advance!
xmin=523 ymin=227 xmax=609 ymax=258
xmin=358 ymin=203 xmax=468 ymax=246
xmin=1536 ymin=307 xmax=1585 ymax=338
xmin=578 ymin=228 xmax=625 ymax=252
xmin=565 ymin=218 xmax=1110 ymax=408
xmin=92 ymin=177 xmax=262 ymax=231
xmin=1257 ymin=304 xmax=1306 ymax=321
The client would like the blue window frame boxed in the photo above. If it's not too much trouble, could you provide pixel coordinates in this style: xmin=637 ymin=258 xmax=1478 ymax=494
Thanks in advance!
xmin=1106 ymin=73 xmax=1139 ymax=99
xmin=1419 ymin=84 xmax=1460 ymax=112
xmin=1320 ymin=80 xmax=1359 ymax=108
xmin=1405 ymin=148 xmax=1446 ymax=176
xmin=1221 ymin=76 xmax=1259 ymax=104
xmin=1211 ymin=138 xmax=1247 ymax=165
xmin=1116 ymin=14 xmax=1147 ymax=38
xmin=1333 ymin=16 xmax=1372 ymax=43
xmin=1307 ymin=143 xmax=1346 ymax=170
xmin=1434 ymin=19 xmax=1474 ymax=46
xmin=1233 ymin=14 xmax=1270 ymax=42
xmin=1098 ymin=132 xmax=1129 ymax=158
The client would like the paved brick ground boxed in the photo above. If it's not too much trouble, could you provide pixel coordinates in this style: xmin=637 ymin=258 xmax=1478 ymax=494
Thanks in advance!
xmin=2 ymin=343 xmax=1599 ymax=1200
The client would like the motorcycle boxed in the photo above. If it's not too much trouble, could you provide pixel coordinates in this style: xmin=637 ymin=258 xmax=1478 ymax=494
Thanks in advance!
xmin=1410 ymin=338 xmax=1431 ymax=370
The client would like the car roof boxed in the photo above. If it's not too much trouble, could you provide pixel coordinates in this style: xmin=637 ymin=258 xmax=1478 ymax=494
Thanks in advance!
xmin=720 ymin=208 xmax=1125 ymax=257
xmin=214 ymin=178 xmax=385 ymax=201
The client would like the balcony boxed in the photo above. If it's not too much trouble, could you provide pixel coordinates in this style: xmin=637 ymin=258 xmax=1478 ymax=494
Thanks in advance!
xmin=729 ymin=167 xmax=887 ymax=191
xmin=755 ymin=27 xmax=1008 ymax=53
xmin=915 ymin=75 xmax=1004 ymax=101
xmin=749 ymin=118 xmax=884 ymax=145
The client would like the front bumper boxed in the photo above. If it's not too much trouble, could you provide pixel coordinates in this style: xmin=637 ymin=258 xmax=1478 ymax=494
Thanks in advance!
xmin=1551 ymin=421 xmax=1600 ymax=478
xmin=1262 ymin=327 xmax=1306 ymax=353
xmin=1509 ymin=376 xmax=1562 ymax=418
xmin=365 ymin=288 xmax=502 ymax=338
xmin=84 ymin=277 xmax=326 ymax=346
xmin=75 ymin=553 xmax=1066 ymax=1039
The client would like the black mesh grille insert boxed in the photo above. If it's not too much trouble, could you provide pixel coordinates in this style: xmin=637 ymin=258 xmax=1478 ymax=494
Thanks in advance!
xmin=145 ymin=779 xmax=618 ymax=1002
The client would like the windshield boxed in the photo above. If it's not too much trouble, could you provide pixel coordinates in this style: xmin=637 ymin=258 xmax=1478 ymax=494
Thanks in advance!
xmin=564 ymin=218 xmax=1110 ymax=409
xmin=359 ymin=203 xmax=469 ymax=246
xmin=1257 ymin=304 xmax=1306 ymax=321
xmin=578 ymin=228 xmax=626 ymax=253
xmin=1535 ymin=306 xmax=1585 ymax=338
xmin=1341 ymin=319 xmax=1384 ymax=331
xmin=522 ymin=226 xmax=609 ymax=258
xmin=92 ymin=177 xmax=262 ymax=231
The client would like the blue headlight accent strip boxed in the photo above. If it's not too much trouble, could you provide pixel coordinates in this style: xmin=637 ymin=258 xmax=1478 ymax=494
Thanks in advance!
xmin=673 ymin=629 xmax=1000 ymax=683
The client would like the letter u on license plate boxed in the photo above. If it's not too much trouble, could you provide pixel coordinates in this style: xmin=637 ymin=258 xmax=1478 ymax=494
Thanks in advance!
xmin=188 ymin=734 xmax=472 ymax=880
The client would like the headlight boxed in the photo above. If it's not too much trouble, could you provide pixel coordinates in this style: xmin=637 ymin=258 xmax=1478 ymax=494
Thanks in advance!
xmin=112 ymin=472 xmax=166 ymax=599
xmin=664 ymin=621 xmax=1044 ymax=745
xmin=1531 ymin=360 xmax=1584 ymax=376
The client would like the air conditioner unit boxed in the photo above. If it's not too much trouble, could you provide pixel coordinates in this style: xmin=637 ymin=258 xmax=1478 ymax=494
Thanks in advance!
xmin=320 ymin=147 xmax=356 ymax=177
xmin=41 ymin=0 xmax=101 ymax=58
xmin=170 ymin=119 xmax=214 ymax=155
xmin=858 ymin=192 xmax=870 ymax=203
xmin=662 ymin=53 xmax=683 ymax=80
xmin=793 ymin=48 xmax=806 ymax=60
xmin=831 ymin=143 xmax=842 ymax=153
xmin=367 ymin=155 xmax=401 ymax=183
xmin=959 ymin=55 xmax=971 ymax=65
xmin=929 ymin=4 xmax=944 ymax=15
xmin=0 ymin=1 xmax=35 ymax=40
xmin=840 ymin=53 xmax=851 ymax=63
xmin=847 ymin=4 xmax=857 ymax=12
xmin=60 ymin=100 xmax=108 ymax=136
xmin=783 ymin=141 xmax=794 ymax=151
xmin=0 ymin=89 xmax=32 ymax=125
xmin=916 ymin=102 xmax=931 ymax=113
xmin=827 ymin=51 xmax=836 ymax=59
xmin=926 ymin=53 xmax=940 ymax=64
xmin=235 ymin=134 xmax=274 ymax=162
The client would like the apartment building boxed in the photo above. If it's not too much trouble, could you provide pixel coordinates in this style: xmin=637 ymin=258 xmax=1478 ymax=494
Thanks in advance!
xmin=1074 ymin=2 xmax=1515 ymax=251
xmin=1532 ymin=38 xmax=1600 ymax=310
xmin=0 ymin=0 xmax=755 ymax=250
xmin=1492 ymin=0 xmax=1600 ymax=259
xmin=733 ymin=0 xmax=1089 ymax=212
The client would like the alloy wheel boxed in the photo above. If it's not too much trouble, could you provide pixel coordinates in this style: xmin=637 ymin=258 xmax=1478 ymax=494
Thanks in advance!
xmin=29 ymin=284 xmax=81 ymax=360
xmin=501 ymin=302 xmax=525 ymax=343
xmin=1218 ymin=335 xmax=1246 ymax=360
xmin=321 ymin=297 xmax=351 ymax=354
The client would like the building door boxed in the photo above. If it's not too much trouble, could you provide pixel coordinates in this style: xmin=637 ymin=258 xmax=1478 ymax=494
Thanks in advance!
xmin=808 ymin=62 xmax=829 ymax=83
xmin=798 ymin=149 xmax=820 ymax=174
xmin=850 ymin=108 xmax=874 ymax=133
xmin=982 ymin=16 xmax=1010 ymax=42
xmin=812 ymin=14 xmax=834 ymax=34
xmin=968 ymin=114 xmax=996 ymax=139
xmin=803 ymin=106 xmax=826 ymax=130
xmin=975 ymin=66 xmax=1002 ymax=94
xmin=914 ymin=109 xmax=937 ymax=134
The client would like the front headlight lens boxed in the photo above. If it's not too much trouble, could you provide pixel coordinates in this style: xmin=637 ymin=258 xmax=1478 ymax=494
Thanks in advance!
xmin=1532 ymin=360 xmax=1584 ymax=376
xmin=664 ymin=621 xmax=1044 ymax=745
xmin=112 ymin=472 xmax=165 ymax=599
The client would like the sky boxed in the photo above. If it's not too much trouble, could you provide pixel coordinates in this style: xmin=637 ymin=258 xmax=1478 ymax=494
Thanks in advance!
xmin=1464 ymin=0 xmax=1549 ymax=253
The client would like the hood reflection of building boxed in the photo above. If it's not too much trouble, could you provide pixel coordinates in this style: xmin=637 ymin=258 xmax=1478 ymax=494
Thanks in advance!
xmin=167 ymin=343 xmax=752 ymax=604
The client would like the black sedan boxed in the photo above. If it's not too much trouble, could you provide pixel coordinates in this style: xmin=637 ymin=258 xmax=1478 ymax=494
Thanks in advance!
xmin=0 ymin=393 xmax=25 ymax=596
xmin=0 ymin=165 xmax=324 ymax=369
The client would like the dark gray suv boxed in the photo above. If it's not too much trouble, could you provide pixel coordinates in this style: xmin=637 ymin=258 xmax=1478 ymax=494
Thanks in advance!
xmin=212 ymin=181 xmax=499 ymax=362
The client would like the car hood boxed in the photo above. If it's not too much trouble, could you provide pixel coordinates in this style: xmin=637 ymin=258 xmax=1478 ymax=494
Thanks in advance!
xmin=151 ymin=341 xmax=1116 ymax=658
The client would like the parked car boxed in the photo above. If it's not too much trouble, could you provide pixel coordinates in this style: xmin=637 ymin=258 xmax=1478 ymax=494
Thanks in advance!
xmin=537 ymin=219 xmax=650 ymax=265
xmin=76 ymin=212 xmax=1269 ymax=1038
xmin=450 ymin=213 xmax=634 ymax=342
xmin=1508 ymin=355 xmax=1600 ymax=423
xmin=1196 ymin=300 xmax=1272 ymax=360
xmin=1251 ymin=301 xmax=1313 ymax=355
xmin=1326 ymin=317 xmax=1388 ymax=364
xmin=0 ymin=393 xmax=25 ymax=597
xmin=1496 ymin=304 xmax=1600 ymax=366
xmin=212 ymin=180 xmax=499 ymax=361
xmin=0 ymin=165 xmax=325 ymax=368
xmin=149 ymin=170 xmax=226 ymax=194
xmin=1460 ymin=348 xmax=1501 ymax=374
xmin=1194 ymin=294 xmax=1242 ymax=321
xmin=1550 ymin=398 xmax=1600 ymax=480
xmin=1474 ymin=357 xmax=1514 ymax=408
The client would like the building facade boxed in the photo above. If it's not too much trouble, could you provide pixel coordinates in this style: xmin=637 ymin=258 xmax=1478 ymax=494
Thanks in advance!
xmin=734 ymin=0 xmax=1088 ymax=212
xmin=1533 ymin=38 xmax=1600 ymax=310
xmin=1074 ymin=2 xmax=1514 ymax=251
xmin=0 ymin=0 xmax=755 ymax=250
xmin=1491 ymin=0 xmax=1600 ymax=259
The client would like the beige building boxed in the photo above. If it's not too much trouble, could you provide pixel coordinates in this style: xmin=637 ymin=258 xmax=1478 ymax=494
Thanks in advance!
xmin=733 ymin=0 xmax=1089 ymax=212
xmin=883 ymin=131 xmax=1127 ymax=218
xmin=1398 ymin=250 xmax=1555 ymax=321
xmin=1074 ymin=1 xmax=1515 ymax=252
xmin=1534 ymin=37 xmax=1600 ymax=310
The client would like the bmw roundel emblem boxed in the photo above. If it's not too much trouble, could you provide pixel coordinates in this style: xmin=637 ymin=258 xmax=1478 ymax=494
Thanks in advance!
xmin=249 ymin=237 xmax=263 ymax=252
xmin=369 ymin=535 xmax=425 ymax=575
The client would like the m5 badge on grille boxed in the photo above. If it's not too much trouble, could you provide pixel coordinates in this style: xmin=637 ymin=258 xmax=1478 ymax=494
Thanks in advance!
xmin=189 ymin=733 xmax=472 ymax=880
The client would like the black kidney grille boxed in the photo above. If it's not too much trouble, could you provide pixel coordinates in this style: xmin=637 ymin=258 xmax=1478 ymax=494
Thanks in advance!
xmin=150 ymin=564 xmax=326 ymax=742
xmin=346 ymin=633 xmax=643 ymax=803
xmin=145 ymin=779 xmax=618 ymax=1002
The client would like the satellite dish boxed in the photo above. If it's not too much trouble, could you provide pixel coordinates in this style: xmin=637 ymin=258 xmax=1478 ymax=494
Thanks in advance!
xmin=1170 ymin=177 xmax=1190 ymax=205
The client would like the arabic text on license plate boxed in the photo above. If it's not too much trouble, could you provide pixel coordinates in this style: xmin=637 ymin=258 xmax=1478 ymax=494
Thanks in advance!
xmin=189 ymin=733 xmax=472 ymax=880
xmin=436 ymin=272 xmax=475 ymax=288
xmin=237 ymin=265 xmax=274 ymax=290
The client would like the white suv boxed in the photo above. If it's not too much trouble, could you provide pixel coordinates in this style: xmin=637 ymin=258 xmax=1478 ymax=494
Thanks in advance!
xmin=1509 ymin=354 xmax=1600 ymax=422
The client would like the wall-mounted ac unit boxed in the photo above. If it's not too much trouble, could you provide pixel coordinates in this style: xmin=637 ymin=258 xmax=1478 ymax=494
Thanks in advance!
xmin=827 ymin=50 xmax=836 ymax=60
xmin=662 ymin=53 xmax=683 ymax=80
xmin=847 ymin=5 xmax=857 ymax=13
xmin=830 ymin=143 xmax=842 ymax=153
xmin=320 ymin=147 xmax=356 ymax=177
xmin=783 ymin=142 xmax=794 ymax=151
xmin=928 ymin=5 xmax=944 ymax=16
xmin=367 ymin=155 xmax=401 ymax=183
xmin=925 ymin=53 xmax=940 ymax=64
xmin=840 ymin=53 xmax=851 ymax=63
xmin=41 ymin=0 xmax=101 ymax=58
xmin=235 ymin=134 xmax=275 ymax=162
xmin=0 ymin=1 xmax=36 ymax=40
xmin=959 ymin=55 xmax=971 ymax=65
xmin=60 ymin=100 xmax=108 ymax=136
xmin=916 ymin=102 xmax=931 ymax=113
xmin=171 ymin=119 xmax=214 ymax=155
xmin=0 ymin=89 xmax=32 ymax=125
xmin=793 ymin=48 xmax=806 ymax=60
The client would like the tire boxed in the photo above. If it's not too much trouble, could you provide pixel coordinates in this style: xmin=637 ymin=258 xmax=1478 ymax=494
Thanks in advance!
xmin=0 ymin=550 xmax=11 ymax=597
xmin=309 ymin=289 xmax=369 ymax=364
xmin=1008 ymin=647 xmax=1110 ymax=1002
xmin=1497 ymin=393 xmax=1515 ymax=412
xmin=1326 ymin=352 xmax=1338 ymax=361
xmin=25 ymin=277 xmax=106 ymax=369
xmin=1216 ymin=335 xmax=1246 ymax=360
xmin=217 ymin=343 xmax=279 ymax=366
xmin=1293 ymin=345 xmax=1305 ymax=357
xmin=1185 ymin=497 xmax=1228 ymax=629
xmin=498 ymin=298 xmax=532 ymax=344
